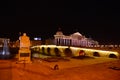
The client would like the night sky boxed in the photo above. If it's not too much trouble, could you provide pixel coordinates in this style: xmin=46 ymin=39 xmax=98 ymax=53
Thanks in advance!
xmin=0 ymin=0 xmax=120 ymax=44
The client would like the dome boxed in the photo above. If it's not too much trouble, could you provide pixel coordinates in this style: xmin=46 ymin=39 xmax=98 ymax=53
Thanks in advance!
xmin=72 ymin=32 xmax=82 ymax=36
xmin=56 ymin=31 xmax=63 ymax=35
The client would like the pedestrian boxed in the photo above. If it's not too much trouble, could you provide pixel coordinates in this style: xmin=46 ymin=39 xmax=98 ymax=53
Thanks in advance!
xmin=54 ymin=64 xmax=59 ymax=70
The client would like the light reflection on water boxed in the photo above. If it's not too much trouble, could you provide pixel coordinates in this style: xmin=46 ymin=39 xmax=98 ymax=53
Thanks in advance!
xmin=0 ymin=39 xmax=10 ymax=59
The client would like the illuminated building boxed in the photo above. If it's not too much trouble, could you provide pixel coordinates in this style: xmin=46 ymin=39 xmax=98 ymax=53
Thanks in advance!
xmin=54 ymin=29 xmax=98 ymax=47
xmin=31 ymin=37 xmax=42 ymax=46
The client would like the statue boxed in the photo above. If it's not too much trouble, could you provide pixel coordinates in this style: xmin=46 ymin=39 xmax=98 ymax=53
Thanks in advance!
xmin=17 ymin=33 xmax=32 ymax=63
xmin=19 ymin=33 xmax=30 ymax=49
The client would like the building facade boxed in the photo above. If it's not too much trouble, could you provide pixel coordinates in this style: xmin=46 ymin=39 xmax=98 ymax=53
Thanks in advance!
xmin=54 ymin=30 xmax=98 ymax=47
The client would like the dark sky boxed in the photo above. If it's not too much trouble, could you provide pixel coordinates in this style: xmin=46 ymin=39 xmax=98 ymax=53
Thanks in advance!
xmin=0 ymin=0 xmax=120 ymax=44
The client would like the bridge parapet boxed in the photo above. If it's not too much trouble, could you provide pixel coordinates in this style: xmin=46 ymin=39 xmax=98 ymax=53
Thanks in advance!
xmin=31 ymin=45 xmax=120 ymax=59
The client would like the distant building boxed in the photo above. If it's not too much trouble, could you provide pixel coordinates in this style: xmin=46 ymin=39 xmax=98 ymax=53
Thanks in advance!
xmin=54 ymin=29 xmax=98 ymax=47
xmin=31 ymin=40 xmax=42 ymax=46
xmin=29 ymin=37 xmax=42 ymax=46
xmin=0 ymin=38 xmax=10 ymax=47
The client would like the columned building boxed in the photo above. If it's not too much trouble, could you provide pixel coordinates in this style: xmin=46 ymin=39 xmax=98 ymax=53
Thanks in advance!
xmin=54 ymin=30 xmax=98 ymax=47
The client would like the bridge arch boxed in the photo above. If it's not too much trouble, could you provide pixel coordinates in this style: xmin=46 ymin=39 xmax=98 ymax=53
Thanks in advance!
xmin=64 ymin=48 xmax=73 ymax=57
xmin=54 ymin=48 xmax=61 ymax=57
xmin=47 ymin=47 xmax=51 ymax=56
xmin=109 ymin=54 xmax=117 ymax=58
xmin=93 ymin=52 xmax=100 ymax=57
xmin=42 ymin=47 xmax=45 ymax=54
xmin=79 ymin=50 xmax=86 ymax=56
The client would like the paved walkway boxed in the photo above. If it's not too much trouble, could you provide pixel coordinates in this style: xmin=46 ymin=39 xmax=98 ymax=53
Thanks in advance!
xmin=0 ymin=60 xmax=12 ymax=80
xmin=0 ymin=57 xmax=119 ymax=80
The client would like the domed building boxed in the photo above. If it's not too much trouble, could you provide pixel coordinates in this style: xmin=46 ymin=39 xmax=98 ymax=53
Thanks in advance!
xmin=54 ymin=29 xmax=98 ymax=47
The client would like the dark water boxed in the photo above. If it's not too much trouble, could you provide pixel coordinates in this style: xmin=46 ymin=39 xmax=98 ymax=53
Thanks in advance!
xmin=0 ymin=47 xmax=19 ymax=60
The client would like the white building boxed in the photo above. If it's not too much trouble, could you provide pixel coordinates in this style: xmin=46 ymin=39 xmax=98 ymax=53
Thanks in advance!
xmin=54 ymin=30 xmax=98 ymax=47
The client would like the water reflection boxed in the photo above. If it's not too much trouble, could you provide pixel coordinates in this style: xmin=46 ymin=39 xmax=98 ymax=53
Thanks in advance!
xmin=0 ymin=39 xmax=10 ymax=59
